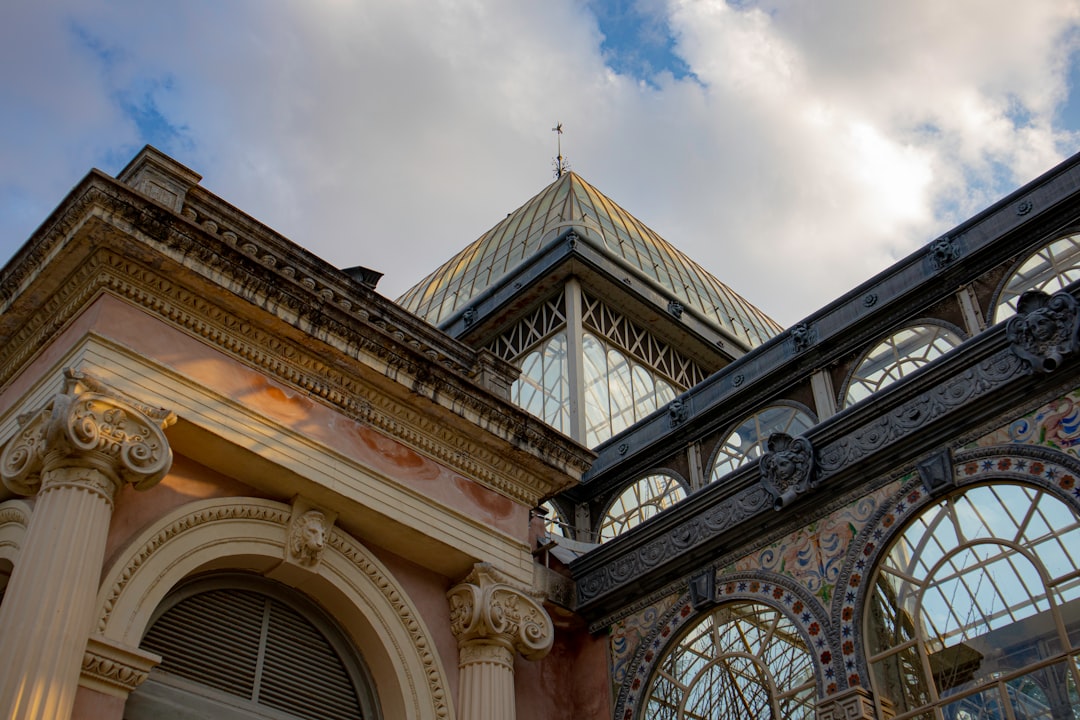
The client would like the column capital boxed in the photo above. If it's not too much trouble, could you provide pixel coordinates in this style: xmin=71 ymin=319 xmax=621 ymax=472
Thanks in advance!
xmin=1 ymin=369 xmax=176 ymax=497
xmin=447 ymin=563 xmax=554 ymax=661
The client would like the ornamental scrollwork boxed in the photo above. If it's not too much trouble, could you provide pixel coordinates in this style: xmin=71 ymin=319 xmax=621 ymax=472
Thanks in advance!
xmin=759 ymin=433 xmax=816 ymax=510
xmin=0 ymin=369 xmax=175 ymax=497
xmin=447 ymin=563 xmax=553 ymax=661
xmin=1006 ymin=290 xmax=1080 ymax=373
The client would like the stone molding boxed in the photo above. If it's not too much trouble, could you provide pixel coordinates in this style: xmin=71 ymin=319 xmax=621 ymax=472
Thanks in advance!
xmin=96 ymin=497 xmax=451 ymax=720
xmin=79 ymin=636 xmax=161 ymax=698
xmin=816 ymin=686 xmax=884 ymax=720
xmin=448 ymin=563 xmax=553 ymax=661
xmin=0 ymin=369 xmax=175 ymax=500
xmin=0 ymin=228 xmax=588 ymax=505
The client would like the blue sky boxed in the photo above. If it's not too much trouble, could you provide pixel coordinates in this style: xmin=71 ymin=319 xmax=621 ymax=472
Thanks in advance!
xmin=3 ymin=0 xmax=1080 ymax=327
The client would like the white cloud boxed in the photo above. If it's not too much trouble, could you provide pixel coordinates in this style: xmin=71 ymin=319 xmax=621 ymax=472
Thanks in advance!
xmin=2 ymin=0 xmax=1080 ymax=327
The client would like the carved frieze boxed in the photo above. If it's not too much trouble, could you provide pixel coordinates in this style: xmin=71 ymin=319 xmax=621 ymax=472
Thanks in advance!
xmin=1006 ymin=290 xmax=1080 ymax=373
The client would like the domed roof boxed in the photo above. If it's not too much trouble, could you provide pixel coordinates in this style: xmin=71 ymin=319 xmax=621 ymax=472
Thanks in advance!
xmin=397 ymin=172 xmax=782 ymax=347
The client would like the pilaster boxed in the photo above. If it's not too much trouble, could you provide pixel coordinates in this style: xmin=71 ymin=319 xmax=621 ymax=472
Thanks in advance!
xmin=0 ymin=370 xmax=174 ymax=720
xmin=448 ymin=563 xmax=554 ymax=720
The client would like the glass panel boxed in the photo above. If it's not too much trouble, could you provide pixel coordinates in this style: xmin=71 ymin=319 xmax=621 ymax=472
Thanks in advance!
xmin=598 ymin=473 xmax=686 ymax=542
xmin=995 ymin=234 xmax=1080 ymax=323
xmin=645 ymin=602 xmax=815 ymax=719
xmin=845 ymin=325 xmax=965 ymax=407
xmin=867 ymin=483 xmax=1080 ymax=719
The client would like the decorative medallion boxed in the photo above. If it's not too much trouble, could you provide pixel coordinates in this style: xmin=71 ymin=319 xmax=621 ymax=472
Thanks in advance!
xmin=1006 ymin=290 xmax=1080 ymax=373
xmin=759 ymin=433 xmax=816 ymax=510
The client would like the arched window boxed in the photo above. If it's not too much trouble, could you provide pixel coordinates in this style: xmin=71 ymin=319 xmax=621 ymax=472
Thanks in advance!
xmin=540 ymin=500 xmax=569 ymax=538
xmin=598 ymin=473 xmax=686 ymax=542
xmin=709 ymin=404 xmax=816 ymax=482
xmin=644 ymin=602 xmax=816 ymax=718
xmin=866 ymin=483 xmax=1080 ymax=718
xmin=995 ymin=233 xmax=1080 ymax=323
xmin=583 ymin=333 xmax=677 ymax=447
xmin=843 ymin=324 xmax=964 ymax=408
xmin=511 ymin=331 xmax=571 ymax=435
xmin=128 ymin=575 xmax=380 ymax=720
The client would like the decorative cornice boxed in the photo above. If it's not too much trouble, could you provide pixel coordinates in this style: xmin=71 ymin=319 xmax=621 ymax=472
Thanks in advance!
xmin=573 ymin=337 xmax=1030 ymax=615
xmin=80 ymin=636 xmax=161 ymax=698
xmin=0 ymin=205 xmax=590 ymax=503
xmin=0 ymin=369 xmax=174 ymax=499
xmin=447 ymin=563 xmax=553 ymax=661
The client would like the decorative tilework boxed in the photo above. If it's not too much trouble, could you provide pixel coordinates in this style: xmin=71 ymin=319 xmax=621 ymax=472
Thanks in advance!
xmin=608 ymin=592 xmax=679 ymax=692
xmin=974 ymin=386 xmax=1080 ymax=454
xmin=734 ymin=484 xmax=894 ymax=606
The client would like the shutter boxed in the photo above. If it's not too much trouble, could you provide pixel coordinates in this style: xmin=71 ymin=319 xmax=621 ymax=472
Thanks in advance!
xmin=140 ymin=585 xmax=366 ymax=720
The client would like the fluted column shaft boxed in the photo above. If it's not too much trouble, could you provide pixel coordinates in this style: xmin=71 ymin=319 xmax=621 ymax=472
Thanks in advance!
xmin=0 ymin=372 xmax=173 ymax=720
xmin=448 ymin=564 xmax=554 ymax=720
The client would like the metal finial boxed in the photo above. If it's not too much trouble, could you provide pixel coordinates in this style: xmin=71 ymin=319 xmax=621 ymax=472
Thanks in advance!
xmin=552 ymin=122 xmax=569 ymax=178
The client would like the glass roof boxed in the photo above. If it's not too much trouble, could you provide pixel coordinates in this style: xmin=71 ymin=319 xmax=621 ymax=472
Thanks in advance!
xmin=397 ymin=172 xmax=783 ymax=347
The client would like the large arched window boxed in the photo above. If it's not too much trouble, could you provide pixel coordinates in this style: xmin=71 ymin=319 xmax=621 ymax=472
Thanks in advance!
xmin=843 ymin=324 xmax=964 ymax=408
xmin=644 ymin=602 xmax=816 ymax=719
xmin=598 ymin=473 xmax=686 ymax=542
xmin=995 ymin=233 xmax=1080 ymax=323
xmin=866 ymin=483 xmax=1080 ymax=719
xmin=709 ymin=404 xmax=816 ymax=482
xmin=127 ymin=575 xmax=379 ymax=720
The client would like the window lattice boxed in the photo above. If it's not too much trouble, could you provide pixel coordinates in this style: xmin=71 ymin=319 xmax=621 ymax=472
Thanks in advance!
xmin=995 ymin=233 xmax=1080 ymax=323
xmin=599 ymin=473 xmax=686 ymax=542
xmin=645 ymin=602 xmax=817 ymax=719
xmin=582 ymin=292 xmax=707 ymax=389
xmin=488 ymin=294 xmax=566 ymax=361
xmin=583 ymin=333 xmax=677 ymax=447
xmin=843 ymin=324 xmax=965 ymax=408
xmin=867 ymin=483 xmax=1080 ymax=719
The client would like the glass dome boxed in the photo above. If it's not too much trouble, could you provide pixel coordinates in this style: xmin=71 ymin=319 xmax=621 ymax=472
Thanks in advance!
xmin=397 ymin=172 xmax=782 ymax=347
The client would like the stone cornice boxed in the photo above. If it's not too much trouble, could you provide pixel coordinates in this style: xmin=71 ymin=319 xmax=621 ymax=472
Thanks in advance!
xmin=0 ymin=174 xmax=592 ymax=505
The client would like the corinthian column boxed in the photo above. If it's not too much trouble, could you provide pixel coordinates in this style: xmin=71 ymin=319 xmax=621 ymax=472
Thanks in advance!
xmin=447 ymin=564 xmax=554 ymax=720
xmin=0 ymin=371 xmax=174 ymax=720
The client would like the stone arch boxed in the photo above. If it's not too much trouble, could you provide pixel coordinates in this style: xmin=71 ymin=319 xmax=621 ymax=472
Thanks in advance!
xmin=615 ymin=571 xmax=835 ymax=720
xmin=94 ymin=496 xmax=453 ymax=720
xmin=841 ymin=444 xmax=1080 ymax=698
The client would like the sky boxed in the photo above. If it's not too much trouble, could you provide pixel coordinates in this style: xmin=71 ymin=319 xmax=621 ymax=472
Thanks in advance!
xmin=3 ymin=1 xmax=1080 ymax=328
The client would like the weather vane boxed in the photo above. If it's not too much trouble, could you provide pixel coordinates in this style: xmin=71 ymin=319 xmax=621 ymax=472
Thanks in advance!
xmin=552 ymin=122 xmax=569 ymax=178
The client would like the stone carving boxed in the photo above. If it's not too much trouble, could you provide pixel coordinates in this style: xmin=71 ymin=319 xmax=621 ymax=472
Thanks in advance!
xmin=816 ymin=686 xmax=880 ymax=720
xmin=447 ymin=563 xmax=553 ymax=661
xmin=928 ymin=234 xmax=960 ymax=270
xmin=1006 ymin=290 xmax=1080 ymax=373
xmin=791 ymin=322 xmax=817 ymax=353
xmin=80 ymin=636 xmax=160 ymax=697
xmin=759 ymin=433 xmax=816 ymax=510
xmin=667 ymin=300 xmax=684 ymax=319
xmin=288 ymin=509 xmax=328 ymax=567
xmin=0 ymin=370 xmax=175 ymax=499
xmin=463 ymin=307 xmax=478 ymax=327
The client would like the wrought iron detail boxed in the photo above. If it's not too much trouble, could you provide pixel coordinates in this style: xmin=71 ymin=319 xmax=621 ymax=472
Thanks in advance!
xmin=791 ymin=322 xmax=817 ymax=353
xmin=928 ymin=234 xmax=960 ymax=270
xmin=1016 ymin=199 xmax=1034 ymax=216
xmin=462 ymin=307 xmax=478 ymax=327
xmin=1006 ymin=290 xmax=1080 ymax=373
xmin=759 ymin=433 xmax=816 ymax=510
xmin=687 ymin=570 xmax=715 ymax=609
xmin=667 ymin=300 xmax=684 ymax=319
xmin=916 ymin=448 xmax=954 ymax=496
xmin=668 ymin=396 xmax=690 ymax=427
